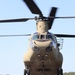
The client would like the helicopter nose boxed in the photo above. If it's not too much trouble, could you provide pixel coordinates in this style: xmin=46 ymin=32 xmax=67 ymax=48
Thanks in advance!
xmin=46 ymin=41 xmax=55 ymax=51
xmin=32 ymin=40 xmax=57 ymax=51
xmin=33 ymin=40 xmax=52 ymax=49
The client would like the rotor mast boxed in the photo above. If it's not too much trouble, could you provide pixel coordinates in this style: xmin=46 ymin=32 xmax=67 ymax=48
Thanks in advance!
xmin=36 ymin=20 xmax=49 ymax=34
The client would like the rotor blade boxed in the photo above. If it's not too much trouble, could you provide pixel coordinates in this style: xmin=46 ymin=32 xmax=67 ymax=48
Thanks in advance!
xmin=23 ymin=0 xmax=43 ymax=16
xmin=55 ymin=16 xmax=75 ymax=19
xmin=0 ymin=18 xmax=34 ymax=23
xmin=48 ymin=7 xmax=57 ymax=29
xmin=55 ymin=34 xmax=75 ymax=38
xmin=0 ymin=34 xmax=31 ymax=37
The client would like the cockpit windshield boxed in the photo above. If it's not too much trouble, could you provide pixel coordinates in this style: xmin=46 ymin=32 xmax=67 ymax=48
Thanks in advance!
xmin=32 ymin=33 xmax=53 ymax=40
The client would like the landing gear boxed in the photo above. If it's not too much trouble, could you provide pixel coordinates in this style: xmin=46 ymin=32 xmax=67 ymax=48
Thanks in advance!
xmin=24 ymin=68 xmax=30 ymax=75
xmin=57 ymin=68 xmax=63 ymax=75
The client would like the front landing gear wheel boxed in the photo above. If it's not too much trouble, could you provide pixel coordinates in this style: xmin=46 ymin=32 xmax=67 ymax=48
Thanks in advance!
xmin=24 ymin=69 xmax=30 ymax=75
xmin=57 ymin=68 xmax=63 ymax=75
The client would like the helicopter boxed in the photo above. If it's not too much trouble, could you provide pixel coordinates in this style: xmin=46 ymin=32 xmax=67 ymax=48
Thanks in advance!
xmin=0 ymin=0 xmax=75 ymax=75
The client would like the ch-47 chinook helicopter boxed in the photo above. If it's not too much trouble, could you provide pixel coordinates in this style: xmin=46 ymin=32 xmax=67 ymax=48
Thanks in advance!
xmin=1 ymin=0 xmax=75 ymax=75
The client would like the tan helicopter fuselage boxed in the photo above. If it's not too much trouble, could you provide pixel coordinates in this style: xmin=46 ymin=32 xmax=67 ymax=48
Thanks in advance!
xmin=23 ymin=20 xmax=63 ymax=75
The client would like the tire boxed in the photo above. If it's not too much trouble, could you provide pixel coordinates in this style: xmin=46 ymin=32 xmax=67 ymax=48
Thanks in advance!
xmin=57 ymin=68 xmax=63 ymax=75
xmin=24 ymin=69 xmax=27 ymax=75
xmin=60 ymin=69 xmax=63 ymax=75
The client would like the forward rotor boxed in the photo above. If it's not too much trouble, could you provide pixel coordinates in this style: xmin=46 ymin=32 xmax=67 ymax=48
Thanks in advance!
xmin=0 ymin=0 xmax=75 ymax=38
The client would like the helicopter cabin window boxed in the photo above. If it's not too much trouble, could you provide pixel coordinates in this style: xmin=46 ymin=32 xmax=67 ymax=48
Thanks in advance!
xmin=50 ymin=33 xmax=57 ymax=43
xmin=39 ymin=34 xmax=53 ymax=40
xmin=39 ymin=34 xmax=54 ymax=40
xmin=32 ymin=32 xmax=56 ymax=42
xmin=40 ymin=35 xmax=45 ymax=39
xmin=46 ymin=34 xmax=52 ymax=39
xmin=46 ymin=33 xmax=57 ymax=43
xmin=32 ymin=34 xmax=39 ymax=40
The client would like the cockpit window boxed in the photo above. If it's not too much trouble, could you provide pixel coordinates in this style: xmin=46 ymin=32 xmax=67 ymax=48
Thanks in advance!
xmin=46 ymin=33 xmax=56 ymax=43
xmin=32 ymin=34 xmax=52 ymax=40
xmin=40 ymin=35 xmax=45 ymax=39
xmin=32 ymin=32 xmax=56 ymax=42
xmin=46 ymin=34 xmax=52 ymax=39
xmin=32 ymin=34 xmax=39 ymax=40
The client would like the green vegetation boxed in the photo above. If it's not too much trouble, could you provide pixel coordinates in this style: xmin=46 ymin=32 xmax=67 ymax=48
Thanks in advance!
xmin=64 ymin=72 xmax=75 ymax=75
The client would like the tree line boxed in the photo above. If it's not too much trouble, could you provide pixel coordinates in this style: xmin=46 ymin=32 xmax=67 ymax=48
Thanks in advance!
xmin=64 ymin=72 xmax=75 ymax=75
